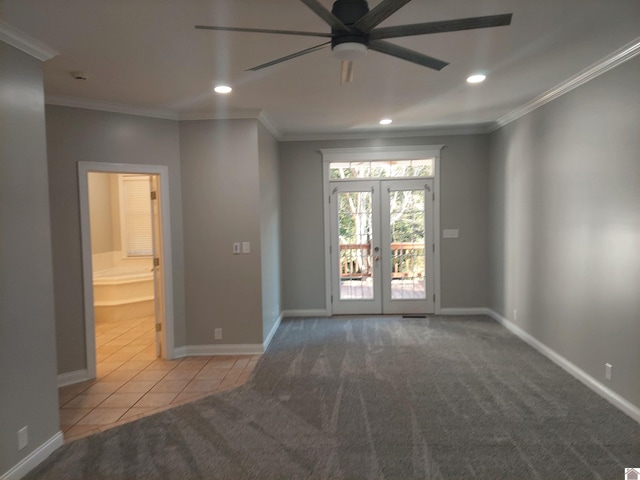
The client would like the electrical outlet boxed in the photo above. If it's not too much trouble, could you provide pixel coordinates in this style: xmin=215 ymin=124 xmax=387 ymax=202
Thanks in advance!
xmin=214 ymin=328 xmax=222 ymax=340
xmin=18 ymin=426 xmax=28 ymax=450
xmin=232 ymin=243 xmax=241 ymax=255
xmin=242 ymin=241 xmax=251 ymax=254
xmin=605 ymin=363 xmax=613 ymax=381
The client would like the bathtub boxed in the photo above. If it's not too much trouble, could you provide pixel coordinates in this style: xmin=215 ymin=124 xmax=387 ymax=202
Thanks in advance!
xmin=93 ymin=266 xmax=155 ymax=322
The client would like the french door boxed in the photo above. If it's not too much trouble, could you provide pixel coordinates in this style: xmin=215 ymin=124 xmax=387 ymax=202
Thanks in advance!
xmin=330 ymin=179 xmax=435 ymax=315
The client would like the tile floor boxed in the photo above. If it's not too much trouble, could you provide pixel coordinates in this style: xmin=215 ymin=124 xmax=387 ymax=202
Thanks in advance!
xmin=58 ymin=315 xmax=259 ymax=443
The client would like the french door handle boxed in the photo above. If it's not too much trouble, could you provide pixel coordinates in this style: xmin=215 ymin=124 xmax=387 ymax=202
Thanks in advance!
xmin=374 ymin=255 xmax=380 ymax=262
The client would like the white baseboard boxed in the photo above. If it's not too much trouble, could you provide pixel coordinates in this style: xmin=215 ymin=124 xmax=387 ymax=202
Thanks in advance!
xmin=263 ymin=313 xmax=282 ymax=351
xmin=282 ymin=309 xmax=329 ymax=317
xmin=487 ymin=309 xmax=640 ymax=424
xmin=57 ymin=369 xmax=90 ymax=387
xmin=439 ymin=307 xmax=492 ymax=316
xmin=177 ymin=344 xmax=265 ymax=357
xmin=1 ymin=431 xmax=63 ymax=480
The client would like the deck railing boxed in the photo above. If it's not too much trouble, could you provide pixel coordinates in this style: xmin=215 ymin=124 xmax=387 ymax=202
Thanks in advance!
xmin=339 ymin=242 xmax=425 ymax=279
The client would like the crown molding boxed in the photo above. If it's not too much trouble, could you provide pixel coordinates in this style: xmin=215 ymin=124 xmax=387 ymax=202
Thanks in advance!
xmin=179 ymin=109 xmax=263 ymax=121
xmin=0 ymin=19 xmax=59 ymax=61
xmin=257 ymin=111 xmax=283 ymax=140
xmin=278 ymin=123 xmax=494 ymax=142
xmin=45 ymin=94 xmax=179 ymax=120
xmin=493 ymin=36 xmax=640 ymax=131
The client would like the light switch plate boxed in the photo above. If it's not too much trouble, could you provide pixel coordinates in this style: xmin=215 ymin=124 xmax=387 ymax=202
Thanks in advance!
xmin=242 ymin=241 xmax=251 ymax=254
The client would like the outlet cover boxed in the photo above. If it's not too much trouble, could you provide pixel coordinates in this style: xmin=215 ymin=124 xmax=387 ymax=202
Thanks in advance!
xmin=214 ymin=328 xmax=222 ymax=340
xmin=605 ymin=363 xmax=613 ymax=381
xmin=242 ymin=241 xmax=251 ymax=254
xmin=233 ymin=243 xmax=241 ymax=255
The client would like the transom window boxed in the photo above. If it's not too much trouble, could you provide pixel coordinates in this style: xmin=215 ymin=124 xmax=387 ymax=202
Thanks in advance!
xmin=329 ymin=158 xmax=434 ymax=179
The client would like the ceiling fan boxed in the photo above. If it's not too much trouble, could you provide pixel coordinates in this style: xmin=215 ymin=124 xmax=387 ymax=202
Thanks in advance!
xmin=196 ymin=0 xmax=512 ymax=84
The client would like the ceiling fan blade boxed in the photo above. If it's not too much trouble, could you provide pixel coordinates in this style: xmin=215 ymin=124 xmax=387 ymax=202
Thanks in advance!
xmin=341 ymin=60 xmax=354 ymax=85
xmin=368 ymin=40 xmax=449 ymax=70
xmin=353 ymin=0 xmax=413 ymax=33
xmin=300 ymin=0 xmax=350 ymax=31
xmin=195 ymin=25 xmax=331 ymax=38
xmin=247 ymin=41 xmax=331 ymax=71
xmin=369 ymin=13 xmax=512 ymax=40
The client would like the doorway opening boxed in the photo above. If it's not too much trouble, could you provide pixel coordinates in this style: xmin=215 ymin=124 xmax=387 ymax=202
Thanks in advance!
xmin=321 ymin=146 xmax=443 ymax=315
xmin=78 ymin=162 xmax=175 ymax=380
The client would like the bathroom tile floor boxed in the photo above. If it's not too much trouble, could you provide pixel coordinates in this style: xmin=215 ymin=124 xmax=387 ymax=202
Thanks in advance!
xmin=58 ymin=315 xmax=260 ymax=443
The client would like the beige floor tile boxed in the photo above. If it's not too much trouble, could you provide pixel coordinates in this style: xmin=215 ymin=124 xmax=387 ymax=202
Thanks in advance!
xmin=59 ymin=408 xmax=92 ymax=427
xmin=135 ymin=392 xmax=178 ymax=408
xmin=96 ymin=361 xmax=125 ymax=377
xmin=163 ymin=369 xmax=197 ymax=381
xmin=76 ymin=407 xmax=128 ymax=425
xmin=117 ymin=380 xmax=157 ymax=393
xmin=133 ymin=370 xmax=168 ymax=382
xmin=99 ymin=392 xmax=146 ymax=408
xmin=62 ymin=393 xmax=110 ymax=409
xmin=194 ymin=368 xmax=229 ymax=381
xmin=182 ymin=379 xmax=221 ymax=393
xmin=116 ymin=360 xmax=154 ymax=371
xmin=84 ymin=381 xmax=125 ymax=395
xmin=145 ymin=359 xmax=181 ymax=371
xmin=150 ymin=379 xmax=189 ymax=393
xmin=207 ymin=359 xmax=237 ymax=369
xmin=117 ymin=407 xmax=157 ymax=423
xmin=100 ymin=369 xmax=140 ymax=383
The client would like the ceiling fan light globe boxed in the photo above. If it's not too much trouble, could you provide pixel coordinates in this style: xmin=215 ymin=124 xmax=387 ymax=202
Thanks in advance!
xmin=332 ymin=42 xmax=368 ymax=61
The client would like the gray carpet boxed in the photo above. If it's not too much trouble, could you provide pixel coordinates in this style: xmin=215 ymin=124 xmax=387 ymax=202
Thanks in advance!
xmin=27 ymin=316 xmax=640 ymax=479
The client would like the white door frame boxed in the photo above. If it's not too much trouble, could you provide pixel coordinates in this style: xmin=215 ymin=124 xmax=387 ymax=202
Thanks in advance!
xmin=78 ymin=162 xmax=176 ymax=380
xmin=321 ymin=145 xmax=444 ymax=316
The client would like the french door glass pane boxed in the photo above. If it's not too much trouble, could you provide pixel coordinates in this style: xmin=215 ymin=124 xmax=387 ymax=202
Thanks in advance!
xmin=338 ymin=191 xmax=374 ymax=300
xmin=389 ymin=189 xmax=426 ymax=299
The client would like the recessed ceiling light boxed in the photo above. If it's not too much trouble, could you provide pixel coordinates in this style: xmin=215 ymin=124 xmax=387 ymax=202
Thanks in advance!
xmin=466 ymin=74 xmax=486 ymax=84
xmin=379 ymin=118 xmax=392 ymax=125
xmin=213 ymin=85 xmax=232 ymax=94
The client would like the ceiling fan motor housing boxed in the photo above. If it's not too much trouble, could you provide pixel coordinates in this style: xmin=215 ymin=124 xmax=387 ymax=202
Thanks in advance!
xmin=331 ymin=0 xmax=370 ymax=48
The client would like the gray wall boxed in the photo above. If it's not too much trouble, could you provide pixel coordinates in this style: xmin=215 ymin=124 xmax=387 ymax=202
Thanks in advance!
xmin=279 ymin=135 xmax=491 ymax=312
xmin=179 ymin=119 xmax=264 ymax=345
xmin=489 ymin=56 xmax=640 ymax=409
xmin=258 ymin=123 xmax=282 ymax=341
xmin=45 ymin=106 xmax=186 ymax=374
xmin=0 ymin=42 xmax=60 ymax=475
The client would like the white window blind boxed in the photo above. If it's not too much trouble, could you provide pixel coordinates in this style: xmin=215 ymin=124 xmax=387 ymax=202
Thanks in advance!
xmin=120 ymin=175 xmax=153 ymax=256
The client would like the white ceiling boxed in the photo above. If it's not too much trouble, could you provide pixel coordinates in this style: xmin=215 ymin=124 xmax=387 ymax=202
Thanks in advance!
xmin=1 ymin=0 xmax=639 ymax=138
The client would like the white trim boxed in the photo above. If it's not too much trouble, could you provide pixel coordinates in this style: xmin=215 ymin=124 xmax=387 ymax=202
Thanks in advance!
xmin=257 ymin=111 xmax=282 ymax=140
xmin=319 ymin=145 xmax=445 ymax=163
xmin=493 ymin=37 xmax=640 ymax=130
xmin=78 ymin=162 xmax=177 ymax=383
xmin=57 ymin=369 xmax=90 ymax=387
xmin=487 ymin=309 xmax=640 ymax=425
xmin=282 ymin=309 xmax=329 ymax=317
xmin=179 ymin=109 xmax=263 ymax=121
xmin=0 ymin=432 xmax=63 ymax=480
xmin=46 ymin=95 xmax=179 ymax=120
xmin=177 ymin=344 xmax=266 ymax=356
xmin=263 ymin=313 xmax=283 ymax=351
xmin=0 ymin=20 xmax=59 ymax=61
xmin=280 ymin=124 xmax=493 ymax=142
xmin=439 ymin=307 xmax=491 ymax=316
